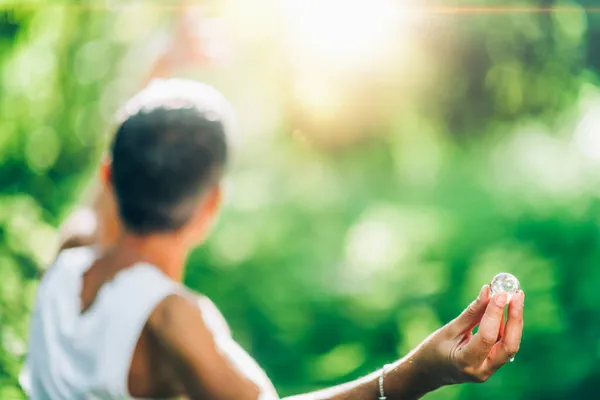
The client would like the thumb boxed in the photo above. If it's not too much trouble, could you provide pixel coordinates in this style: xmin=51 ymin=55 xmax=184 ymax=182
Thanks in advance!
xmin=450 ymin=285 xmax=491 ymax=334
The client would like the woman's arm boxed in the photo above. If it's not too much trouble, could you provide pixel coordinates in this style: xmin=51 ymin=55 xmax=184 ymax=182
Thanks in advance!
xmin=281 ymin=358 xmax=437 ymax=400
xmin=284 ymin=287 xmax=524 ymax=400
xmin=149 ymin=286 xmax=524 ymax=400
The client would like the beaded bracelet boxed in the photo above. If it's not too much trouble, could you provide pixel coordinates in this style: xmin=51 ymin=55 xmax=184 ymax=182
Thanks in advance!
xmin=378 ymin=363 xmax=392 ymax=399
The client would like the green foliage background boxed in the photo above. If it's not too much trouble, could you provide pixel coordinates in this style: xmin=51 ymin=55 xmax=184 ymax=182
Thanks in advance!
xmin=2 ymin=1 xmax=600 ymax=399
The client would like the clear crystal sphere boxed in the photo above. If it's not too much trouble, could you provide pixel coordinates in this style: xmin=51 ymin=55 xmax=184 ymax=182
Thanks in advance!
xmin=490 ymin=272 xmax=520 ymax=301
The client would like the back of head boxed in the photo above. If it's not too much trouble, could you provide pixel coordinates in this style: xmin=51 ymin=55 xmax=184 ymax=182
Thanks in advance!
xmin=110 ymin=79 xmax=234 ymax=235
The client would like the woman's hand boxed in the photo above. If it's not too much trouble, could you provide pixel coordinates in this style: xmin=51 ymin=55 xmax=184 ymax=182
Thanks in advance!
xmin=411 ymin=285 xmax=524 ymax=386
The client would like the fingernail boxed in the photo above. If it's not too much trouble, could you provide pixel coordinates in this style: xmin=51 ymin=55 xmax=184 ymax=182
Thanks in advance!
xmin=510 ymin=290 xmax=524 ymax=307
xmin=494 ymin=292 xmax=508 ymax=307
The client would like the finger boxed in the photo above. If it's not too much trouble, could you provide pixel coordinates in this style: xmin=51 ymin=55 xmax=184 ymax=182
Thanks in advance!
xmin=496 ymin=309 xmax=506 ymax=341
xmin=483 ymin=290 xmax=524 ymax=372
xmin=461 ymin=291 xmax=508 ymax=366
xmin=451 ymin=285 xmax=491 ymax=334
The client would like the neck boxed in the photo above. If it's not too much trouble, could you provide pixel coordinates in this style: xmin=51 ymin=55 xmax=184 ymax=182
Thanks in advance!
xmin=113 ymin=232 xmax=189 ymax=281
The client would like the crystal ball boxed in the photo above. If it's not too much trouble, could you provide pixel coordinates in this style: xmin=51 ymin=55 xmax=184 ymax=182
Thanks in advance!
xmin=490 ymin=272 xmax=520 ymax=302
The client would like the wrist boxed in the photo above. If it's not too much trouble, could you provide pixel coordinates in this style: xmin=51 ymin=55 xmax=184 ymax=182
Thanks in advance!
xmin=385 ymin=352 xmax=443 ymax=399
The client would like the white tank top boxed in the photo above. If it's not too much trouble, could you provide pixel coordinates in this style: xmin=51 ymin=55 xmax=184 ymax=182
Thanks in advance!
xmin=21 ymin=246 xmax=178 ymax=399
xmin=22 ymin=247 xmax=279 ymax=400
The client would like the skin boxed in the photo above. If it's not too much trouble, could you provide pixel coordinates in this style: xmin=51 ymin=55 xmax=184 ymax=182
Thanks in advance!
xmin=53 ymin=3 xmax=525 ymax=399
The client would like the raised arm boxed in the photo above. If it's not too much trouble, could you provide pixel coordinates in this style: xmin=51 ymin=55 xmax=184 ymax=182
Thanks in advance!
xmin=149 ymin=286 xmax=524 ymax=400
xmin=57 ymin=3 xmax=209 ymax=253
xmin=140 ymin=2 xmax=208 ymax=88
